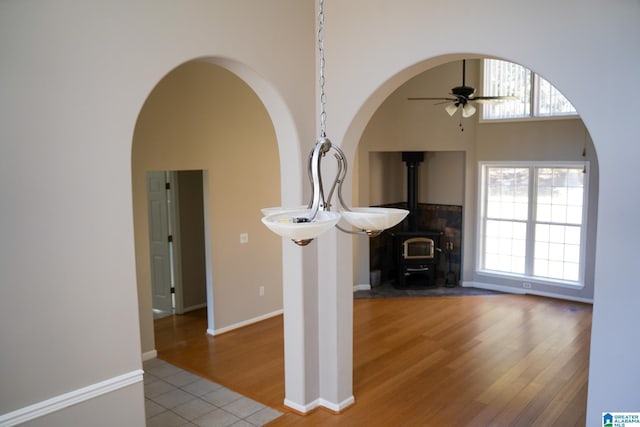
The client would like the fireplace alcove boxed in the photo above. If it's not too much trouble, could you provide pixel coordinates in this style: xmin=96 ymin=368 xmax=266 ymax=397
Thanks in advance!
xmin=368 ymin=151 xmax=463 ymax=288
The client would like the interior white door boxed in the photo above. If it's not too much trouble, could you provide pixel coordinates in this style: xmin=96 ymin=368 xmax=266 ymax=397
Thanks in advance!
xmin=147 ymin=171 xmax=173 ymax=314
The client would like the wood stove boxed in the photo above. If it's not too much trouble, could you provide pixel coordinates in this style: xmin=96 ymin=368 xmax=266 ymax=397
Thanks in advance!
xmin=394 ymin=231 xmax=441 ymax=288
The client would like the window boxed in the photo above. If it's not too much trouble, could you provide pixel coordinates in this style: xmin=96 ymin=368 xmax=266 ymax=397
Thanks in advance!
xmin=482 ymin=59 xmax=577 ymax=120
xmin=479 ymin=163 xmax=587 ymax=285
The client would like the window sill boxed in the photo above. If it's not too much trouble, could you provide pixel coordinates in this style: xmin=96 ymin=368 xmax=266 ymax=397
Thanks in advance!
xmin=476 ymin=269 xmax=585 ymax=290
xmin=478 ymin=114 xmax=580 ymax=124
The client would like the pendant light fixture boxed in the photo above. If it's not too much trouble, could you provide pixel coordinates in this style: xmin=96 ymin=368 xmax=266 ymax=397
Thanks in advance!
xmin=261 ymin=0 xmax=408 ymax=246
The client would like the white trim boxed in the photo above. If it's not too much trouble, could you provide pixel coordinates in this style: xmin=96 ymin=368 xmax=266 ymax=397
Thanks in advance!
xmin=207 ymin=309 xmax=283 ymax=336
xmin=283 ymin=395 xmax=355 ymax=414
xmin=319 ymin=396 xmax=355 ymax=412
xmin=462 ymin=281 xmax=593 ymax=304
xmin=0 ymin=370 xmax=143 ymax=427
xmin=182 ymin=303 xmax=207 ymax=313
xmin=167 ymin=171 xmax=184 ymax=315
xmin=201 ymin=170 xmax=216 ymax=337
xmin=283 ymin=398 xmax=320 ymax=413
xmin=462 ymin=280 xmax=525 ymax=294
xmin=142 ymin=350 xmax=158 ymax=361
xmin=353 ymin=284 xmax=371 ymax=292
xmin=478 ymin=115 xmax=580 ymax=125
xmin=476 ymin=270 xmax=585 ymax=290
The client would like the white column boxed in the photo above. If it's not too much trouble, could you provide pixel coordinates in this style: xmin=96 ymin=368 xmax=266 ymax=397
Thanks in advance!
xmin=317 ymin=228 xmax=354 ymax=411
xmin=282 ymin=242 xmax=320 ymax=412
xmin=282 ymin=227 xmax=354 ymax=413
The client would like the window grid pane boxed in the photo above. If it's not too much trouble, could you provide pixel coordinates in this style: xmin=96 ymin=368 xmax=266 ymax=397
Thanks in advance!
xmin=532 ymin=166 xmax=584 ymax=282
xmin=486 ymin=167 xmax=529 ymax=220
xmin=483 ymin=59 xmax=530 ymax=120
xmin=533 ymin=224 xmax=582 ymax=281
xmin=536 ymin=167 xmax=584 ymax=226
xmin=535 ymin=75 xmax=577 ymax=116
xmin=483 ymin=219 xmax=527 ymax=274
xmin=481 ymin=164 xmax=585 ymax=285
xmin=483 ymin=59 xmax=577 ymax=120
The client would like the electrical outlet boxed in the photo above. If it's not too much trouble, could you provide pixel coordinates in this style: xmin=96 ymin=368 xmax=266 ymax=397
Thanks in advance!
xmin=240 ymin=233 xmax=249 ymax=244
xmin=523 ymin=282 xmax=532 ymax=289
xmin=259 ymin=286 xmax=265 ymax=296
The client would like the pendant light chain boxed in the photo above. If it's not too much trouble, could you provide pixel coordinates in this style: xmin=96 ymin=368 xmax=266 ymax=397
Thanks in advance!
xmin=261 ymin=0 xmax=409 ymax=244
xmin=318 ymin=0 xmax=327 ymax=138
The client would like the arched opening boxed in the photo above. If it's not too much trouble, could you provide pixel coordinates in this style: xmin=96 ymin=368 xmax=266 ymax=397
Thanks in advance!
xmin=131 ymin=59 xmax=286 ymax=389
xmin=343 ymin=53 xmax=596 ymax=424
xmin=353 ymin=55 xmax=597 ymax=302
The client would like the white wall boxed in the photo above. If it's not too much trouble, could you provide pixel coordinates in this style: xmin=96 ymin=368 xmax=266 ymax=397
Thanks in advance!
xmin=20 ymin=383 xmax=145 ymax=427
xmin=422 ymin=151 xmax=465 ymax=205
xmin=0 ymin=0 xmax=314 ymax=424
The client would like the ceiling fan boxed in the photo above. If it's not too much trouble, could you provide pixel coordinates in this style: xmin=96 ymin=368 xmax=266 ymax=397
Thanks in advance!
xmin=408 ymin=59 xmax=517 ymax=118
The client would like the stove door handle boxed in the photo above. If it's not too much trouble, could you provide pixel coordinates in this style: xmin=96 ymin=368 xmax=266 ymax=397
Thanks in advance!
xmin=406 ymin=266 xmax=429 ymax=272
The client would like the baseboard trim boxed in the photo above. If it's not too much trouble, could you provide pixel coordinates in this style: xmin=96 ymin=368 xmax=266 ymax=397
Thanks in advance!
xmin=207 ymin=309 xmax=283 ymax=336
xmin=463 ymin=281 xmax=593 ymax=304
xmin=353 ymin=284 xmax=371 ymax=292
xmin=182 ymin=303 xmax=207 ymax=313
xmin=284 ymin=395 xmax=355 ymax=414
xmin=319 ymin=396 xmax=355 ymax=412
xmin=283 ymin=398 xmax=320 ymax=414
xmin=461 ymin=281 xmax=524 ymax=294
xmin=0 ymin=369 xmax=143 ymax=427
xmin=142 ymin=350 xmax=158 ymax=361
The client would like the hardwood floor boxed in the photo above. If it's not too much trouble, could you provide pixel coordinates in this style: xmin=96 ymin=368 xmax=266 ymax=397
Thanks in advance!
xmin=154 ymin=294 xmax=591 ymax=426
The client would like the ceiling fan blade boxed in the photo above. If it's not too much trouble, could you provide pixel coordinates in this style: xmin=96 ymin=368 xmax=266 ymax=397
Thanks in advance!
xmin=462 ymin=103 xmax=476 ymax=118
xmin=408 ymin=97 xmax=457 ymax=101
xmin=434 ymin=100 xmax=457 ymax=105
xmin=445 ymin=103 xmax=459 ymax=116
xmin=472 ymin=95 xmax=519 ymax=105
xmin=473 ymin=98 xmax=502 ymax=105
xmin=473 ymin=95 xmax=519 ymax=100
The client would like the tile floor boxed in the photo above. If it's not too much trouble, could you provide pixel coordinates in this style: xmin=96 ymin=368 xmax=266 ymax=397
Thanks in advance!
xmin=143 ymin=358 xmax=283 ymax=427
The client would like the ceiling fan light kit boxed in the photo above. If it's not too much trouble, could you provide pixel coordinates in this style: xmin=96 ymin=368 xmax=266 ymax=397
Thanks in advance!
xmin=408 ymin=59 xmax=516 ymax=121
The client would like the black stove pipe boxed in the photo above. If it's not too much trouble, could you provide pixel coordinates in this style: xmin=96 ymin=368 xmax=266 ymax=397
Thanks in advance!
xmin=402 ymin=152 xmax=424 ymax=231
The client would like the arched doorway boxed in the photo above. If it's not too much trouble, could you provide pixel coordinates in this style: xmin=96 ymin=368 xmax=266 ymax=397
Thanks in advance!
xmin=132 ymin=59 xmax=284 ymax=358
xmin=353 ymin=56 xmax=598 ymax=303
xmin=342 ymin=53 xmax=597 ymax=424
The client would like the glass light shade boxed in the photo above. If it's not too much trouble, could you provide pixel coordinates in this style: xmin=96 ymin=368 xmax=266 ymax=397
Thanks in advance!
xmin=340 ymin=207 xmax=409 ymax=232
xmin=445 ymin=103 xmax=459 ymax=116
xmin=462 ymin=103 xmax=477 ymax=118
xmin=261 ymin=209 xmax=341 ymax=243
xmin=260 ymin=205 xmax=308 ymax=216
